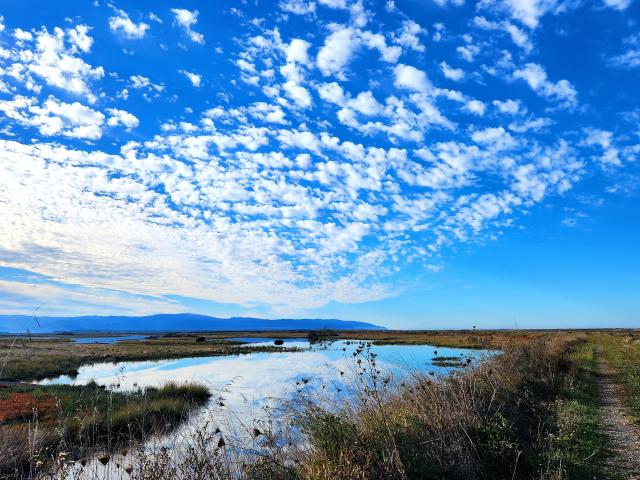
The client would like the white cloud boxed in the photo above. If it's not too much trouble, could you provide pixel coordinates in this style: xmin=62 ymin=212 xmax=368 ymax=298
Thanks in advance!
xmin=277 ymin=128 xmax=322 ymax=153
xmin=319 ymin=0 xmax=348 ymax=8
xmin=465 ymin=99 xmax=486 ymax=116
xmin=286 ymin=38 xmax=311 ymax=65
xmin=499 ymin=0 xmax=558 ymax=28
xmin=109 ymin=9 xmax=150 ymax=39
xmin=129 ymin=75 xmax=165 ymax=100
xmin=249 ymin=102 xmax=288 ymax=124
xmin=513 ymin=63 xmax=577 ymax=107
xmin=179 ymin=70 xmax=202 ymax=87
xmin=508 ymin=116 xmax=553 ymax=132
xmin=279 ymin=0 xmax=317 ymax=15
xmin=471 ymin=126 xmax=515 ymax=149
xmin=68 ymin=25 xmax=93 ymax=52
xmin=360 ymin=31 xmax=402 ymax=62
xmin=130 ymin=75 xmax=151 ymax=89
xmin=171 ymin=8 xmax=205 ymax=44
xmin=474 ymin=16 xmax=533 ymax=53
xmin=350 ymin=91 xmax=383 ymax=115
xmin=610 ymin=48 xmax=640 ymax=69
xmin=0 ymin=3 xmax=630 ymax=317
xmin=392 ymin=20 xmax=426 ymax=52
xmin=457 ymin=43 xmax=480 ymax=62
xmin=433 ymin=0 xmax=465 ymax=6
xmin=394 ymin=64 xmax=431 ymax=92
xmin=316 ymin=27 xmax=401 ymax=77
xmin=603 ymin=0 xmax=633 ymax=9
xmin=1 ymin=25 xmax=104 ymax=102
xmin=0 ymin=95 xmax=105 ymax=139
xmin=504 ymin=23 xmax=533 ymax=53
xmin=14 ymin=28 xmax=33 ymax=41
xmin=440 ymin=61 xmax=465 ymax=81
xmin=149 ymin=13 xmax=163 ymax=24
xmin=317 ymin=82 xmax=346 ymax=104
xmin=585 ymin=129 xmax=621 ymax=166
xmin=283 ymin=80 xmax=313 ymax=108
xmin=0 ymin=279 xmax=184 ymax=317
xmin=106 ymin=108 xmax=140 ymax=129
xmin=493 ymin=99 xmax=521 ymax=114
xmin=317 ymin=27 xmax=359 ymax=76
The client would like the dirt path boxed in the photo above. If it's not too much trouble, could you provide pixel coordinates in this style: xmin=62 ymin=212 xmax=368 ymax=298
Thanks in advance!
xmin=596 ymin=348 xmax=640 ymax=479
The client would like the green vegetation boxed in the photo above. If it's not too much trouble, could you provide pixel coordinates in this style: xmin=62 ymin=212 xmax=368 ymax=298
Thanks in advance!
xmin=0 ymin=381 xmax=210 ymax=478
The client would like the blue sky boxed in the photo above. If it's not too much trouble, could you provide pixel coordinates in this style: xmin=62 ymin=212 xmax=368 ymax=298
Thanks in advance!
xmin=0 ymin=0 xmax=638 ymax=329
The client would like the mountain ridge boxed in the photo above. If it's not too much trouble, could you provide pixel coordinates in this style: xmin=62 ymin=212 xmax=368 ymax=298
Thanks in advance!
xmin=0 ymin=313 xmax=385 ymax=333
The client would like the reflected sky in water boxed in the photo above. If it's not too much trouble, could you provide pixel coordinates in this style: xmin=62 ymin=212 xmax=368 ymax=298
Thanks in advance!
xmin=72 ymin=335 xmax=148 ymax=344
xmin=39 ymin=340 xmax=492 ymax=412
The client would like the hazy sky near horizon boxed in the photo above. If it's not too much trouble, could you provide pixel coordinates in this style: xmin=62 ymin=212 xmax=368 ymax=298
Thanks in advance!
xmin=0 ymin=0 xmax=638 ymax=329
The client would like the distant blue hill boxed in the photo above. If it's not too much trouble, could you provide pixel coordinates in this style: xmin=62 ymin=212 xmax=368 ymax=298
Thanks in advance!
xmin=0 ymin=313 xmax=385 ymax=333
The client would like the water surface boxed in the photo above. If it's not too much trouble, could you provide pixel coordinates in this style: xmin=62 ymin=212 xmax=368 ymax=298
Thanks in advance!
xmin=40 ymin=339 xmax=491 ymax=405
xmin=227 ymin=336 xmax=307 ymax=347
xmin=72 ymin=335 xmax=148 ymax=344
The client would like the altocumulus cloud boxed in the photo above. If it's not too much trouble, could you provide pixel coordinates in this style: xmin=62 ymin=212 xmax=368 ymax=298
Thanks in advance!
xmin=0 ymin=0 xmax=638 ymax=316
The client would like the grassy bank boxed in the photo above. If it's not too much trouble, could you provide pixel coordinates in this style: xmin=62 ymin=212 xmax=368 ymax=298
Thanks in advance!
xmin=0 ymin=335 xmax=298 ymax=382
xmin=0 ymin=381 xmax=210 ymax=478
xmin=200 ymin=329 xmax=573 ymax=349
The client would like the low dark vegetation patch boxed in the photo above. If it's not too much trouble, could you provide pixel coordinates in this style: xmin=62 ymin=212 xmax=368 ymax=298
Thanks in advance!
xmin=431 ymin=356 xmax=465 ymax=367
xmin=307 ymin=328 xmax=338 ymax=344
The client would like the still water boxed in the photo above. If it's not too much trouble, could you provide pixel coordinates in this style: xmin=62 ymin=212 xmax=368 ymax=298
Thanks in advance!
xmin=72 ymin=335 xmax=148 ymax=344
xmin=40 ymin=339 xmax=491 ymax=407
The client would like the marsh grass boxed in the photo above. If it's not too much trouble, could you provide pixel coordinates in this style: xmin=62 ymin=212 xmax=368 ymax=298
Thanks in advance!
xmin=0 ymin=382 xmax=210 ymax=479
